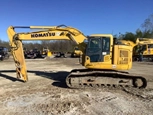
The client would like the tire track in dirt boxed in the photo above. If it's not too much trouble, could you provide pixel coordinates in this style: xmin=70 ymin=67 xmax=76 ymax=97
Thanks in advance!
xmin=0 ymin=57 xmax=153 ymax=115
xmin=1 ymin=88 xmax=153 ymax=115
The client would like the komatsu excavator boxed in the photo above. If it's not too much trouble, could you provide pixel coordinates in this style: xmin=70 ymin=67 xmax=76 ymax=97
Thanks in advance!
xmin=7 ymin=25 xmax=147 ymax=89
xmin=71 ymin=46 xmax=83 ymax=57
xmin=133 ymin=38 xmax=153 ymax=61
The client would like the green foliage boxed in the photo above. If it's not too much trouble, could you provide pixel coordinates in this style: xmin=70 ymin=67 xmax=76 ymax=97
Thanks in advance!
xmin=135 ymin=29 xmax=143 ymax=38
xmin=122 ymin=32 xmax=136 ymax=42
xmin=142 ymin=30 xmax=153 ymax=38
xmin=122 ymin=30 xmax=153 ymax=43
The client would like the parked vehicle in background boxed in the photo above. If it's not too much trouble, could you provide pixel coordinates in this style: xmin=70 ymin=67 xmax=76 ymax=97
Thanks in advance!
xmin=0 ymin=46 xmax=9 ymax=61
xmin=133 ymin=38 xmax=153 ymax=61
xmin=41 ymin=47 xmax=52 ymax=58
xmin=71 ymin=46 xmax=83 ymax=58
xmin=24 ymin=48 xmax=42 ymax=59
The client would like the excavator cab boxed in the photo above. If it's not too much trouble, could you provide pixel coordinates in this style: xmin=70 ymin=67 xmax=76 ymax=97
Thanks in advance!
xmin=83 ymin=35 xmax=134 ymax=71
xmin=86 ymin=37 xmax=110 ymax=62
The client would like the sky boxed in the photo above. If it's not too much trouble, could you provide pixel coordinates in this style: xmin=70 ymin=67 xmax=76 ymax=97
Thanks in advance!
xmin=0 ymin=0 xmax=153 ymax=41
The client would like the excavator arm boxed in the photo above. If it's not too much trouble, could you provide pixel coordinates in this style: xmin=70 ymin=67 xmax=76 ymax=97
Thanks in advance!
xmin=7 ymin=25 xmax=87 ymax=82
xmin=136 ymin=38 xmax=153 ymax=44
xmin=119 ymin=40 xmax=137 ymax=47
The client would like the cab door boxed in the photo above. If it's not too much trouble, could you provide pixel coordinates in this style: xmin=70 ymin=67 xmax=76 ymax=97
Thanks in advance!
xmin=86 ymin=37 xmax=110 ymax=62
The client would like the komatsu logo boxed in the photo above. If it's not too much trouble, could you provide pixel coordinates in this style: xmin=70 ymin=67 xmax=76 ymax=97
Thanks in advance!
xmin=31 ymin=32 xmax=61 ymax=38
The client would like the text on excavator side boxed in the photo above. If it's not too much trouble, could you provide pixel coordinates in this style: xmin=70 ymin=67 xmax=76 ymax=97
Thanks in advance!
xmin=31 ymin=32 xmax=61 ymax=38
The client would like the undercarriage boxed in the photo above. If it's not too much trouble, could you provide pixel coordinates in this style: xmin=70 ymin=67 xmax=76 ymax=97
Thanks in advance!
xmin=66 ymin=69 xmax=147 ymax=89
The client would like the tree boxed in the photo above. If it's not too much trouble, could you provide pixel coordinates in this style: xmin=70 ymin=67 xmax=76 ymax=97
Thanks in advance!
xmin=0 ymin=39 xmax=10 ymax=49
xmin=122 ymin=32 xmax=136 ymax=42
xmin=135 ymin=29 xmax=143 ymax=38
xmin=135 ymin=29 xmax=153 ymax=38
xmin=141 ymin=14 xmax=153 ymax=37
xmin=141 ymin=14 xmax=153 ymax=32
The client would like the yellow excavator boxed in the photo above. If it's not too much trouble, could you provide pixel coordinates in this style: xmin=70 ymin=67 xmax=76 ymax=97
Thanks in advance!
xmin=41 ymin=47 xmax=52 ymax=58
xmin=7 ymin=25 xmax=147 ymax=88
xmin=71 ymin=46 xmax=83 ymax=57
xmin=119 ymin=38 xmax=153 ymax=61
xmin=133 ymin=38 xmax=153 ymax=61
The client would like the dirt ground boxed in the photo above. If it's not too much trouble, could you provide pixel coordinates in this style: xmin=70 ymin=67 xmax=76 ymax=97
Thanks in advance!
xmin=0 ymin=56 xmax=153 ymax=115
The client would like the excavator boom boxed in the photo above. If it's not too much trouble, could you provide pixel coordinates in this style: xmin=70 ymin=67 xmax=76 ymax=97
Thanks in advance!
xmin=7 ymin=25 xmax=87 ymax=82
